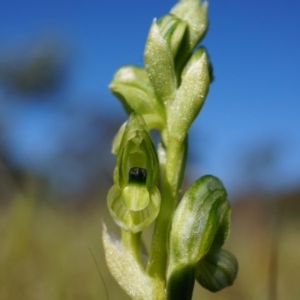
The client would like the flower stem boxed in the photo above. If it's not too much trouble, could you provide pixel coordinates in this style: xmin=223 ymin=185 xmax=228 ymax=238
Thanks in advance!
xmin=147 ymin=175 xmax=174 ymax=280
xmin=147 ymin=138 xmax=187 ymax=282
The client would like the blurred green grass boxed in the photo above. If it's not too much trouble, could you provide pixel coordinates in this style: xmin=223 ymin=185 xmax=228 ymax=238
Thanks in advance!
xmin=1 ymin=192 xmax=300 ymax=300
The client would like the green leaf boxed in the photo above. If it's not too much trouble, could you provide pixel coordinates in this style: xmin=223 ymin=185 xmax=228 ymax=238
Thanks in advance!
xmin=144 ymin=19 xmax=177 ymax=107
xmin=196 ymin=248 xmax=238 ymax=292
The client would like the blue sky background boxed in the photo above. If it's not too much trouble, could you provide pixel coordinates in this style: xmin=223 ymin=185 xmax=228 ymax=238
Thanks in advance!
xmin=0 ymin=0 xmax=299 ymax=197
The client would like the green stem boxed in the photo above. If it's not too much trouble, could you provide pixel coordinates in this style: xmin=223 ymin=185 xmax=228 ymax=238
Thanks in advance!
xmin=147 ymin=175 xmax=174 ymax=280
xmin=121 ymin=229 xmax=143 ymax=266
xmin=147 ymin=137 xmax=187 ymax=281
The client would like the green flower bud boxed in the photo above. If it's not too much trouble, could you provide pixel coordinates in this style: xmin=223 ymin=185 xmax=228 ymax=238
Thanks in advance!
xmin=109 ymin=65 xmax=165 ymax=125
xmin=168 ymin=175 xmax=228 ymax=267
xmin=170 ymin=0 xmax=208 ymax=77
xmin=156 ymin=14 xmax=187 ymax=57
xmin=167 ymin=175 xmax=230 ymax=297
xmin=108 ymin=112 xmax=161 ymax=233
xmin=196 ymin=248 xmax=238 ymax=292
xmin=171 ymin=0 xmax=208 ymax=51
xmin=168 ymin=48 xmax=210 ymax=143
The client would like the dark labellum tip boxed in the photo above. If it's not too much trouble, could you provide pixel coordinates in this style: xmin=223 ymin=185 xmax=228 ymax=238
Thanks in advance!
xmin=129 ymin=167 xmax=147 ymax=183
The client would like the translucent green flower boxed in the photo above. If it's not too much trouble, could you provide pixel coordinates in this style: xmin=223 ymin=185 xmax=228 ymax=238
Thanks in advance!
xmin=107 ymin=112 xmax=161 ymax=233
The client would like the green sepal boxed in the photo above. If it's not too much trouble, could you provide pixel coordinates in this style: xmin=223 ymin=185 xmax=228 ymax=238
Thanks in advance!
xmin=157 ymin=14 xmax=187 ymax=57
xmin=168 ymin=175 xmax=228 ymax=268
xmin=195 ymin=248 xmax=238 ymax=292
xmin=109 ymin=65 xmax=165 ymax=121
xmin=144 ymin=19 xmax=177 ymax=107
xmin=167 ymin=264 xmax=195 ymax=300
xmin=168 ymin=48 xmax=210 ymax=143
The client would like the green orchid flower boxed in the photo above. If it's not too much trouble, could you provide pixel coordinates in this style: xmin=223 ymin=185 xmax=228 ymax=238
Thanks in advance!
xmin=107 ymin=112 xmax=161 ymax=233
